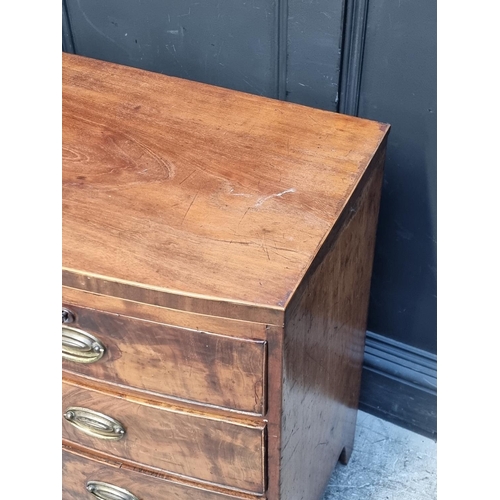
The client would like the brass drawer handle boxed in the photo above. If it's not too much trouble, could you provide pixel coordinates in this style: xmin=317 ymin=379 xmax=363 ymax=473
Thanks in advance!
xmin=64 ymin=407 xmax=126 ymax=440
xmin=86 ymin=481 xmax=139 ymax=500
xmin=62 ymin=326 xmax=105 ymax=363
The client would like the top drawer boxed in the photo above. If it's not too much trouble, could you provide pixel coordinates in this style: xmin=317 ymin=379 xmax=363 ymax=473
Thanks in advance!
xmin=62 ymin=303 xmax=267 ymax=415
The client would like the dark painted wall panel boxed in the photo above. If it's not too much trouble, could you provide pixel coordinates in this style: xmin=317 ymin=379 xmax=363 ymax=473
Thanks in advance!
xmin=62 ymin=0 xmax=75 ymax=53
xmin=285 ymin=0 xmax=344 ymax=110
xmin=359 ymin=0 xmax=437 ymax=353
xmin=66 ymin=0 xmax=278 ymax=97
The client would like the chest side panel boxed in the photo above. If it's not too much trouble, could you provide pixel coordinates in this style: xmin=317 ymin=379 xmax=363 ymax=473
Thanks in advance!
xmin=280 ymin=149 xmax=385 ymax=500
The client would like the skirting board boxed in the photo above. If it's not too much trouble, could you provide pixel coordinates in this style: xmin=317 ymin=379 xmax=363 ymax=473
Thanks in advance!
xmin=359 ymin=331 xmax=437 ymax=440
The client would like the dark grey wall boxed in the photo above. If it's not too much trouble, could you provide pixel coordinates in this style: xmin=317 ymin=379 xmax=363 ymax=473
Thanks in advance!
xmin=359 ymin=0 xmax=437 ymax=354
xmin=62 ymin=0 xmax=437 ymax=435
xmin=63 ymin=0 xmax=344 ymax=109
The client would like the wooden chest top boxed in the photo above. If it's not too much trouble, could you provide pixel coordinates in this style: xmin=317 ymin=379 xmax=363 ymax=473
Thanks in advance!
xmin=63 ymin=53 xmax=389 ymax=321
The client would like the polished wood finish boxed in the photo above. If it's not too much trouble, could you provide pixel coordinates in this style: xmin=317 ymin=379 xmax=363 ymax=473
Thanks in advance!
xmin=62 ymin=287 xmax=269 ymax=340
xmin=62 ymin=303 xmax=267 ymax=414
xmin=279 ymin=152 xmax=385 ymax=499
xmin=63 ymin=446 xmax=263 ymax=500
xmin=63 ymin=53 xmax=388 ymax=322
xmin=260 ymin=325 xmax=284 ymax=500
xmin=63 ymin=380 xmax=266 ymax=494
xmin=62 ymin=53 xmax=389 ymax=500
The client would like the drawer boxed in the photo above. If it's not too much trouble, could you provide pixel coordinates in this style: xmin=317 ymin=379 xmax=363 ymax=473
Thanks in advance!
xmin=62 ymin=303 xmax=267 ymax=415
xmin=62 ymin=381 xmax=267 ymax=495
xmin=63 ymin=446 xmax=263 ymax=500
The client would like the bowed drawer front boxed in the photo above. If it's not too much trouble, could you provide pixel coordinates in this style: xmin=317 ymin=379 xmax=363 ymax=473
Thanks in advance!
xmin=62 ymin=303 xmax=267 ymax=414
xmin=62 ymin=52 xmax=389 ymax=500
xmin=62 ymin=381 xmax=266 ymax=494
xmin=63 ymin=447 xmax=263 ymax=500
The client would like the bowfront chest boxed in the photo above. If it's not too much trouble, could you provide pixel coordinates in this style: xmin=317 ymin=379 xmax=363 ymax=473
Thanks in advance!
xmin=62 ymin=53 xmax=389 ymax=500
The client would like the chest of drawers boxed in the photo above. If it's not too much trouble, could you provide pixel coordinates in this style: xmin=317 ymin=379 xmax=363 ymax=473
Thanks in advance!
xmin=62 ymin=53 xmax=389 ymax=500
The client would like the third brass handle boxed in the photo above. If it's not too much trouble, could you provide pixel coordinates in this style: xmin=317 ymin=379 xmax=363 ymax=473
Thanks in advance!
xmin=86 ymin=481 xmax=138 ymax=500
xmin=64 ymin=407 xmax=125 ymax=440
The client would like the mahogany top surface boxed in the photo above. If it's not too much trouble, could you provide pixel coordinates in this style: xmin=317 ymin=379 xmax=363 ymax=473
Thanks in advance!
xmin=62 ymin=53 xmax=389 ymax=309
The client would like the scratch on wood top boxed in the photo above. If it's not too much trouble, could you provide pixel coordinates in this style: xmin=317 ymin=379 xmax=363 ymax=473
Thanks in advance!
xmin=254 ymin=189 xmax=296 ymax=207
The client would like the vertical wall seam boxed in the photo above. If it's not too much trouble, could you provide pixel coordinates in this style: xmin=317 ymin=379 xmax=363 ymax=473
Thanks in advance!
xmin=62 ymin=0 xmax=76 ymax=54
xmin=338 ymin=0 xmax=353 ymax=112
xmin=277 ymin=0 xmax=289 ymax=100
xmin=338 ymin=0 xmax=369 ymax=116
xmin=334 ymin=0 xmax=350 ymax=113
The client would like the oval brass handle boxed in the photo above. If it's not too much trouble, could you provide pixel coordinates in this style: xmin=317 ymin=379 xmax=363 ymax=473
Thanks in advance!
xmin=64 ymin=407 xmax=126 ymax=440
xmin=62 ymin=326 xmax=105 ymax=363
xmin=86 ymin=481 xmax=139 ymax=500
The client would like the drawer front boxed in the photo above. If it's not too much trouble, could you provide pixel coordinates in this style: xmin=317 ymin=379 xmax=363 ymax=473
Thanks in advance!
xmin=62 ymin=303 xmax=267 ymax=414
xmin=62 ymin=382 xmax=266 ymax=495
xmin=63 ymin=447 xmax=261 ymax=500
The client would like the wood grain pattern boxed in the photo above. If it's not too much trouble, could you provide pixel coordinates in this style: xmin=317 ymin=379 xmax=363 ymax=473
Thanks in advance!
xmin=63 ymin=286 xmax=268 ymax=340
xmin=279 ymin=153 xmax=385 ymax=500
xmin=62 ymin=303 xmax=267 ymax=414
xmin=62 ymin=54 xmax=391 ymax=500
xmin=62 ymin=381 xmax=266 ymax=494
xmin=261 ymin=325 xmax=284 ymax=500
xmin=62 ymin=53 xmax=389 ymax=320
xmin=63 ymin=446 xmax=263 ymax=500
xmin=63 ymin=271 xmax=283 ymax=325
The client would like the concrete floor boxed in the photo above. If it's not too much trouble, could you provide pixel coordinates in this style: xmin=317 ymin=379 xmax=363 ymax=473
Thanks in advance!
xmin=323 ymin=411 xmax=437 ymax=500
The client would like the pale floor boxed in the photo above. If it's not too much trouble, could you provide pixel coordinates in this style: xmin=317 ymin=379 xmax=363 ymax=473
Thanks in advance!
xmin=323 ymin=411 xmax=437 ymax=500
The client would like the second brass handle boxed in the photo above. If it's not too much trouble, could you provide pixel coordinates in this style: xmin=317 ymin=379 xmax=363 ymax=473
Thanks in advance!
xmin=86 ymin=481 xmax=139 ymax=500
xmin=64 ymin=407 xmax=126 ymax=440
xmin=62 ymin=326 xmax=105 ymax=364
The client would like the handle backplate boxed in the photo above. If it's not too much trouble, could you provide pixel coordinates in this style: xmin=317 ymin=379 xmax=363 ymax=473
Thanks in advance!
xmin=64 ymin=407 xmax=125 ymax=440
xmin=62 ymin=326 xmax=105 ymax=363
xmin=86 ymin=481 xmax=139 ymax=500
